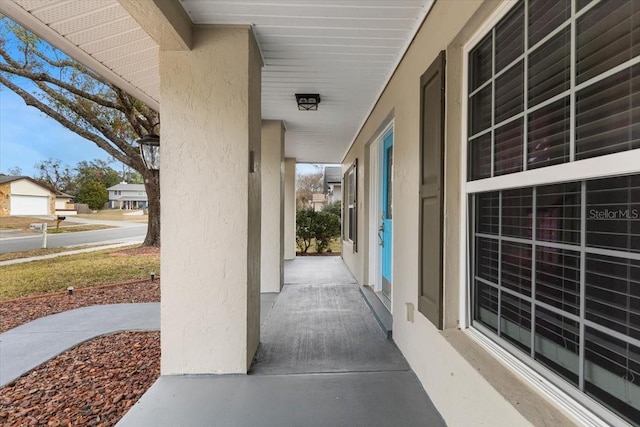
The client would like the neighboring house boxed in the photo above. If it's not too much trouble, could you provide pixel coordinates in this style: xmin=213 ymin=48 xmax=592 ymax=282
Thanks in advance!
xmin=107 ymin=183 xmax=147 ymax=209
xmin=55 ymin=192 xmax=77 ymax=216
xmin=0 ymin=175 xmax=55 ymax=217
xmin=323 ymin=166 xmax=342 ymax=205
xmin=309 ymin=193 xmax=326 ymax=212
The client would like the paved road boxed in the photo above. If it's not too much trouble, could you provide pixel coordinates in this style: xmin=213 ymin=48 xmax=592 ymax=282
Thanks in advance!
xmin=0 ymin=225 xmax=147 ymax=253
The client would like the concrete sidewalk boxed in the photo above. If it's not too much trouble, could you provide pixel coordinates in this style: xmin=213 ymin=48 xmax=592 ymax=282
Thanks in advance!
xmin=0 ymin=295 xmax=279 ymax=388
xmin=0 ymin=303 xmax=160 ymax=387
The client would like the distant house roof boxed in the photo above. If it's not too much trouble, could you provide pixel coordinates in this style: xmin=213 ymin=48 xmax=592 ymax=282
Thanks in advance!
xmin=0 ymin=175 xmax=30 ymax=185
xmin=323 ymin=166 xmax=342 ymax=193
xmin=107 ymin=183 xmax=146 ymax=191
xmin=56 ymin=191 xmax=74 ymax=198
xmin=0 ymin=175 xmax=56 ymax=192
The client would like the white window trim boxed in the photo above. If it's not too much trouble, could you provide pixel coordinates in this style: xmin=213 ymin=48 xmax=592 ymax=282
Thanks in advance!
xmin=459 ymin=1 xmax=640 ymax=426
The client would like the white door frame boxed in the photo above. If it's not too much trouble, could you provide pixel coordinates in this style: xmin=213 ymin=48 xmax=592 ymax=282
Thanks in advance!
xmin=368 ymin=134 xmax=382 ymax=293
xmin=368 ymin=121 xmax=394 ymax=294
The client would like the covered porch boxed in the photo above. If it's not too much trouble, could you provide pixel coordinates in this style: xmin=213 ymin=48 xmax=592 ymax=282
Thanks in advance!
xmin=3 ymin=0 xmax=638 ymax=425
xmin=118 ymin=257 xmax=445 ymax=426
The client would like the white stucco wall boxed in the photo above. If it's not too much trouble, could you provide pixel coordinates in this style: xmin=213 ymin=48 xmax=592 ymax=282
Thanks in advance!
xmin=284 ymin=158 xmax=296 ymax=260
xmin=339 ymin=1 xmax=571 ymax=425
xmin=11 ymin=179 xmax=52 ymax=197
xmin=159 ymin=25 xmax=262 ymax=375
xmin=261 ymin=120 xmax=285 ymax=293
xmin=55 ymin=197 xmax=72 ymax=209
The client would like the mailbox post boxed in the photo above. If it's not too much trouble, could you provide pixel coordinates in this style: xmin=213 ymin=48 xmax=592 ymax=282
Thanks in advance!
xmin=30 ymin=223 xmax=48 ymax=248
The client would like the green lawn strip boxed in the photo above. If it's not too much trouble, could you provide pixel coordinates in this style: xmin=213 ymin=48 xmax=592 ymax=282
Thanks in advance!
xmin=0 ymin=248 xmax=160 ymax=300
xmin=48 ymin=224 xmax=114 ymax=233
xmin=0 ymin=217 xmax=58 ymax=230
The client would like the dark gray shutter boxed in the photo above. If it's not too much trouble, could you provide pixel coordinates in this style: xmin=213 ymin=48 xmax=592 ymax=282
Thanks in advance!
xmin=418 ymin=51 xmax=445 ymax=329
xmin=351 ymin=159 xmax=358 ymax=253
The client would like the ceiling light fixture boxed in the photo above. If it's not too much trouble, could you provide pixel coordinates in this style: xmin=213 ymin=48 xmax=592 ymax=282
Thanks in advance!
xmin=295 ymin=94 xmax=321 ymax=111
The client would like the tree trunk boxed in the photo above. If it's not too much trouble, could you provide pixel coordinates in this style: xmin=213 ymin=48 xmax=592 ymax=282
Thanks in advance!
xmin=142 ymin=170 xmax=160 ymax=246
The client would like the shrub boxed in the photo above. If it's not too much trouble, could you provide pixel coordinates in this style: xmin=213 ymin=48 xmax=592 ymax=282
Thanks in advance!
xmin=296 ymin=205 xmax=341 ymax=253
xmin=296 ymin=208 xmax=316 ymax=253
xmin=314 ymin=210 xmax=341 ymax=253
xmin=75 ymin=180 xmax=108 ymax=210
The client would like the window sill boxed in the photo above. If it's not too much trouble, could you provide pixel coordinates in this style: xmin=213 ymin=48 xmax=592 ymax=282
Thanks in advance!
xmin=442 ymin=328 xmax=581 ymax=426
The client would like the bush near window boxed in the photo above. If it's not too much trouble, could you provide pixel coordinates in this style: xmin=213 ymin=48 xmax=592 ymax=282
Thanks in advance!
xmin=296 ymin=203 xmax=341 ymax=253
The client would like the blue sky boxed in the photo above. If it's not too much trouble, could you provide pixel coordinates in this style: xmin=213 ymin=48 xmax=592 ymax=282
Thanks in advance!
xmin=0 ymin=88 xmax=331 ymax=178
xmin=0 ymin=18 xmax=330 ymax=179
xmin=0 ymin=88 xmax=113 ymax=177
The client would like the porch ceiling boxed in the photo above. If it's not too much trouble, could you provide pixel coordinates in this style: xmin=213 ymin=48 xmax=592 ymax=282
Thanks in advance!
xmin=0 ymin=0 xmax=433 ymax=163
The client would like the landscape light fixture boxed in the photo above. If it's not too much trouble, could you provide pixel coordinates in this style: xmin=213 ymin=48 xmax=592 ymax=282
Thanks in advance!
xmin=137 ymin=134 xmax=160 ymax=170
xmin=295 ymin=94 xmax=321 ymax=111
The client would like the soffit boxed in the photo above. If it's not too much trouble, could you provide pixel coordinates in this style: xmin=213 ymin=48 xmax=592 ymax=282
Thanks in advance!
xmin=1 ymin=0 xmax=160 ymax=110
xmin=179 ymin=0 xmax=432 ymax=162
xmin=1 ymin=0 xmax=433 ymax=163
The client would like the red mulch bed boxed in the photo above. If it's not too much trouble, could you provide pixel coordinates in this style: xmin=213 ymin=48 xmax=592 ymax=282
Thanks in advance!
xmin=0 ymin=279 xmax=163 ymax=426
xmin=0 ymin=331 xmax=160 ymax=427
xmin=0 ymin=280 xmax=160 ymax=333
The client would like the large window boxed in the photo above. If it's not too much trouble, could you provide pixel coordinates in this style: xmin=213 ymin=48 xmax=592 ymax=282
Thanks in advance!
xmin=343 ymin=159 xmax=358 ymax=252
xmin=467 ymin=1 xmax=640 ymax=424
xmin=468 ymin=0 xmax=640 ymax=180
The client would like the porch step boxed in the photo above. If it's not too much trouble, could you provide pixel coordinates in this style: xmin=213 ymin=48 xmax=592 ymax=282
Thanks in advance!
xmin=359 ymin=285 xmax=392 ymax=339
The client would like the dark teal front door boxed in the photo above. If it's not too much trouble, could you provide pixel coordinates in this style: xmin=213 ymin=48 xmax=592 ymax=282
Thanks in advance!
xmin=381 ymin=131 xmax=393 ymax=299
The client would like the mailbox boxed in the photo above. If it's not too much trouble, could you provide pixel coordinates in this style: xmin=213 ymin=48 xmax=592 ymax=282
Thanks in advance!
xmin=57 ymin=216 xmax=66 ymax=221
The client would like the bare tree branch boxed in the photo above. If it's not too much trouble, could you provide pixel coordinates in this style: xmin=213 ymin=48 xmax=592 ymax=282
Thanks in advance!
xmin=0 ymin=73 xmax=140 ymax=169
xmin=0 ymin=49 xmax=123 ymax=111
xmin=0 ymin=16 xmax=160 ymax=245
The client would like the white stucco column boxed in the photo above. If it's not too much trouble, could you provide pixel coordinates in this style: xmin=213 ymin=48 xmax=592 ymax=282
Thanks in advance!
xmin=261 ymin=120 xmax=285 ymax=292
xmin=284 ymin=158 xmax=297 ymax=260
xmin=159 ymin=26 xmax=262 ymax=374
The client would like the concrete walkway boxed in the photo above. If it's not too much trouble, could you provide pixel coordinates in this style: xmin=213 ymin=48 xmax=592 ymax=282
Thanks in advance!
xmin=0 ymin=257 xmax=445 ymax=426
xmin=0 ymin=295 xmax=279 ymax=388
xmin=118 ymin=258 xmax=446 ymax=427
xmin=0 ymin=303 xmax=160 ymax=387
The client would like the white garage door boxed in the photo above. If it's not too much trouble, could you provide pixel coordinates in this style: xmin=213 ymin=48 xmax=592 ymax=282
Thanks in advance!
xmin=10 ymin=195 xmax=49 ymax=215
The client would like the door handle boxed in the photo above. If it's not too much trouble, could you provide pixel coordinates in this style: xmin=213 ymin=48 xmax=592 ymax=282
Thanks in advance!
xmin=378 ymin=223 xmax=384 ymax=247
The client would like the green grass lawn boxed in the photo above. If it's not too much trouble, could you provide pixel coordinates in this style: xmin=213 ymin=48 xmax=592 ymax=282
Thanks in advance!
xmin=0 ymin=247 xmax=160 ymax=300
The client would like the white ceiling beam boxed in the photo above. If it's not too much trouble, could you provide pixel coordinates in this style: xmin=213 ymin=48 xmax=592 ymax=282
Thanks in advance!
xmin=118 ymin=0 xmax=192 ymax=51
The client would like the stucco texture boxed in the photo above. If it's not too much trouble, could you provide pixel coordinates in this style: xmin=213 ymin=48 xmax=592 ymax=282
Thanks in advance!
xmin=261 ymin=121 xmax=285 ymax=293
xmin=339 ymin=0 xmax=569 ymax=426
xmin=159 ymin=25 xmax=262 ymax=375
